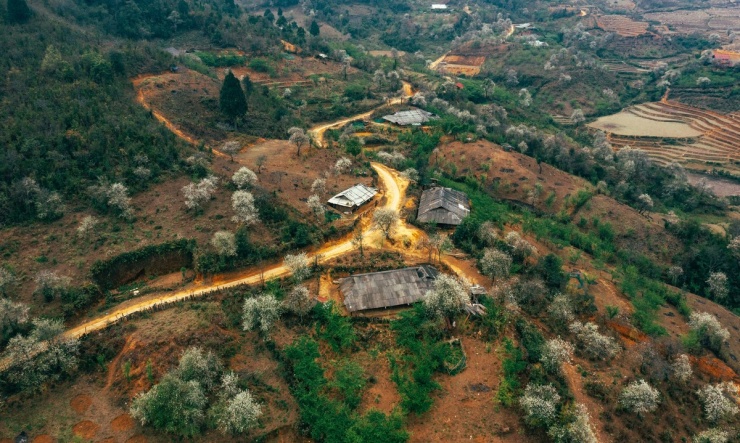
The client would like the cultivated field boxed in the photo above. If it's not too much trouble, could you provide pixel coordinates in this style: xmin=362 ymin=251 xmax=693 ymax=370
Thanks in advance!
xmin=643 ymin=6 xmax=740 ymax=34
xmin=591 ymin=101 xmax=740 ymax=172
xmin=596 ymin=14 xmax=649 ymax=37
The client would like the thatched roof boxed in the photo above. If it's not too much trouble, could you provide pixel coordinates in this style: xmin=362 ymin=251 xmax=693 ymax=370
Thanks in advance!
xmin=417 ymin=187 xmax=470 ymax=225
xmin=340 ymin=265 xmax=438 ymax=312
xmin=328 ymin=184 xmax=377 ymax=209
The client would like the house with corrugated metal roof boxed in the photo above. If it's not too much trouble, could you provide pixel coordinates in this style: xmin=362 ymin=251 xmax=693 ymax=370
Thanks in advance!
xmin=340 ymin=265 xmax=439 ymax=313
xmin=327 ymin=183 xmax=377 ymax=212
xmin=417 ymin=187 xmax=470 ymax=226
xmin=382 ymin=109 xmax=436 ymax=126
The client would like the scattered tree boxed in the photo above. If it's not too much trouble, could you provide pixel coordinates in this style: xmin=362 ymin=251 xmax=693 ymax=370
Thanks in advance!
xmin=334 ymin=157 xmax=352 ymax=175
xmin=351 ymin=224 xmax=365 ymax=257
xmin=232 ymin=167 xmax=258 ymax=189
xmin=667 ymin=265 xmax=684 ymax=286
xmin=0 ymin=268 xmax=18 ymax=297
xmin=423 ymin=274 xmax=471 ymax=321
xmin=547 ymin=293 xmax=575 ymax=326
xmin=220 ymin=141 xmax=241 ymax=162
xmin=231 ymin=190 xmax=258 ymax=225
xmin=697 ymin=383 xmax=740 ymax=423
xmin=401 ymin=168 xmax=419 ymax=182
xmin=311 ymin=178 xmax=327 ymax=196
xmin=693 ymin=428 xmax=730 ymax=443
xmin=34 ymin=270 xmax=70 ymax=302
xmin=283 ymin=285 xmax=314 ymax=318
xmin=688 ymin=312 xmax=729 ymax=353
xmin=174 ymin=347 xmax=223 ymax=391
xmin=306 ymin=194 xmax=325 ymax=220
xmin=242 ymin=294 xmax=281 ymax=334
xmin=372 ymin=208 xmax=399 ymax=240
xmin=107 ymin=183 xmax=133 ymax=219
xmin=211 ymin=231 xmax=237 ymax=257
xmin=479 ymin=248 xmax=512 ymax=285
xmin=570 ymin=109 xmax=585 ymax=125
xmin=619 ymin=379 xmax=660 ymax=415
xmin=309 ymin=19 xmax=320 ymax=37
xmin=288 ymin=127 xmax=309 ymax=156
xmin=636 ymin=193 xmax=654 ymax=215
xmin=569 ymin=321 xmax=619 ymax=360
xmin=706 ymin=272 xmax=729 ymax=302
xmin=671 ymin=354 xmax=693 ymax=383
xmin=284 ymin=252 xmax=310 ymax=282
xmin=520 ymin=383 xmax=560 ymax=426
xmin=0 ymin=298 xmax=29 ymax=339
xmin=216 ymin=390 xmax=262 ymax=434
xmin=130 ymin=373 xmax=207 ymax=437
xmin=548 ymin=403 xmax=598 ymax=443
xmin=255 ymin=155 xmax=267 ymax=174
xmin=697 ymin=77 xmax=712 ymax=88
xmin=183 ymin=177 xmax=218 ymax=212
xmin=541 ymin=338 xmax=573 ymax=373
xmin=219 ymin=70 xmax=247 ymax=123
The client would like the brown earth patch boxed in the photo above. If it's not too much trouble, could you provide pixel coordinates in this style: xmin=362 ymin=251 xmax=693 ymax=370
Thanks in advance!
xmin=73 ymin=421 xmax=99 ymax=440
xmin=95 ymin=439 xmax=115 ymax=443
xmin=70 ymin=394 xmax=92 ymax=414
xmin=32 ymin=435 xmax=54 ymax=443
xmin=110 ymin=414 xmax=135 ymax=432
xmin=692 ymin=355 xmax=739 ymax=382
xmin=125 ymin=435 xmax=147 ymax=443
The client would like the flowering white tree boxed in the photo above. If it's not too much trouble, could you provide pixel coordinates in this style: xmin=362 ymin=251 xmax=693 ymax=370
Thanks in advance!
xmin=548 ymin=403 xmax=598 ymax=443
xmin=284 ymin=252 xmax=310 ymax=282
xmin=221 ymin=141 xmax=242 ymax=162
xmin=130 ymin=373 xmax=207 ymax=437
xmin=667 ymin=265 xmax=684 ymax=285
xmin=728 ymin=237 xmax=740 ymax=258
xmin=706 ymin=272 xmax=729 ymax=302
xmin=671 ymin=354 xmax=693 ymax=383
xmin=377 ymin=151 xmax=406 ymax=167
xmin=697 ymin=383 xmax=740 ymax=423
xmin=519 ymin=88 xmax=532 ymax=107
xmin=401 ymin=168 xmax=419 ymax=182
xmin=217 ymin=389 xmax=262 ymax=434
xmin=479 ymin=248 xmax=512 ymax=284
xmin=478 ymin=221 xmax=498 ymax=246
xmin=307 ymin=194 xmax=325 ymax=220
xmin=636 ymin=193 xmax=654 ymax=215
xmin=211 ymin=231 xmax=237 ymax=257
xmin=288 ymin=127 xmax=309 ymax=156
xmin=34 ymin=270 xmax=71 ymax=301
xmin=504 ymin=231 xmax=536 ymax=259
xmin=232 ymin=190 xmax=258 ymax=225
xmin=689 ymin=312 xmax=730 ymax=352
xmin=570 ymin=109 xmax=585 ymax=125
xmin=283 ymin=285 xmax=314 ymax=318
xmin=334 ymin=157 xmax=352 ymax=175
xmin=242 ymin=294 xmax=282 ymax=334
xmin=548 ymin=293 xmax=575 ymax=326
xmin=0 ymin=268 xmax=17 ymax=296
xmin=311 ymin=178 xmax=327 ymax=196
xmin=107 ymin=183 xmax=133 ymax=219
xmin=232 ymin=167 xmax=257 ymax=189
xmin=174 ymin=347 xmax=223 ymax=390
xmin=372 ymin=208 xmax=399 ymax=240
xmin=569 ymin=321 xmax=619 ymax=360
xmin=0 ymin=298 xmax=30 ymax=333
xmin=183 ymin=176 xmax=218 ymax=211
xmin=423 ymin=274 xmax=471 ymax=320
xmin=693 ymin=428 xmax=730 ymax=443
xmin=520 ymin=383 xmax=560 ymax=426
xmin=619 ymin=379 xmax=660 ymax=414
xmin=541 ymin=338 xmax=574 ymax=373
xmin=696 ymin=77 xmax=711 ymax=88
xmin=76 ymin=215 xmax=99 ymax=238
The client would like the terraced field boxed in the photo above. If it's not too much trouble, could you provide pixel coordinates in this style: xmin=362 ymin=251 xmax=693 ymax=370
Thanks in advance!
xmin=596 ymin=14 xmax=649 ymax=37
xmin=590 ymin=101 xmax=740 ymax=172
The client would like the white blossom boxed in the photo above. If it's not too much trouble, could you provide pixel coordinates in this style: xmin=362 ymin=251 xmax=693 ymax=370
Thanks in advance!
xmin=520 ymin=384 xmax=560 ymax=425
xmin=211 ymin=231 xmax=237 ymax=257
xmin=697 ymin=383 xmax=740 ymax=423
xmin=619 ymin=379 xmax=660 ymax=414
xmin=217 ymin=389 xmax=262 ymax=434
xmin=242 ymin=294 xmax=282 ymax=334
xmin=284 ymin=252 xmax=310 ymax=282
xmin=232 ymin=167 xmax=257 ymax=189
xmin=231 ymin=190 xmax=258 ymax=225
xmin=423 ymin=274 xmax=471 ymax=319
xmin=541 ymin=338 xmax=574 ymax=373
xmin=569 ymin=321 xmax=619 ymax=360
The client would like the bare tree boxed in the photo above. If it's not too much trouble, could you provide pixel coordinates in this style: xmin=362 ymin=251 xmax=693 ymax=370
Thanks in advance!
xmin=372 ymin=208 xmax=399 ymax=241
xmin=307 ymin=194 xmax=325 ymax=220
xmin=351 ymin=224 xmax=365 ymax=257
xmin=255 ymin=155 xmax=267 ymax=174
xmin=288 ymin=127 xmax=309 ymax=157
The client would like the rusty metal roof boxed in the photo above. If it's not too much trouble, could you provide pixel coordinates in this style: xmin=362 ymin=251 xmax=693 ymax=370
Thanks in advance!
xmin=417 ymin=187 xmax=470 ymax=225
xmin=339 ymin=265 xmax=438 ymax=312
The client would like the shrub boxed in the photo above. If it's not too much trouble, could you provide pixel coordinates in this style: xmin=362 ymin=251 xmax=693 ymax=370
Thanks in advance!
xmin=541 ymin=338 xmax=574 ymax=373
xmin=548 ymin=403 xmax=598 ymax=443
xmin=671 ymin=354 xmax=692 ymax=383
xmin=687 ymin=312 xmax=730 ymax=353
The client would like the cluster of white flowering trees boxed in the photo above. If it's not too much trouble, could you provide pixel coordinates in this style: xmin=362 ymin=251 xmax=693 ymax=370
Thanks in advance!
xmin=131 ymin=347 xmax=261 ymax=437
xmin=519 ymin=383 xmax=597 ymax=442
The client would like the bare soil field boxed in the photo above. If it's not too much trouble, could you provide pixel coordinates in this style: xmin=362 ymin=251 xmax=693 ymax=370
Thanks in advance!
xmin=686 ymin=172 xmax=740 ymax=197
xmin=588 ymin=111 xmax=702 ymax=137
xmin=643 ymin=6 xmax=740 ymax=33
xmin=596 ymin=14 xmax=649 ymax=37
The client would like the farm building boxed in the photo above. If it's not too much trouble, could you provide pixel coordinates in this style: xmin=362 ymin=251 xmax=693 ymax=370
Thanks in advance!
xmin=327 ymin=184 xmax=377 ymax=211
xmin=340 ymin=265 xmax=439 ymax=313
xmin=712 ymin=50 xmax=740 ymax=68
xmin=431 ymin=4 xmax=448 ymax=11
xmin=417 ymin=187 xmax=470 ymax=226
xmin=382 ymin=109 xmax=436 ymax=126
